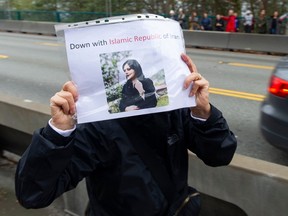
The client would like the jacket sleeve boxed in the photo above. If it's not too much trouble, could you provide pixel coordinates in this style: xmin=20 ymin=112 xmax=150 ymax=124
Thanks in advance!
xmin=221 ymin=16 xmax=229 ymax=21
xmin=186 ymin=105 xmax=237 ymax=167
xmin=15 ymin=123 xmax=100 ymax=209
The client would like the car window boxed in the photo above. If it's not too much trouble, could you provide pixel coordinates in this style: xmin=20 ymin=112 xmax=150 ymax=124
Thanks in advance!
xmin=275 ymin=67 xmax=288 ymax=81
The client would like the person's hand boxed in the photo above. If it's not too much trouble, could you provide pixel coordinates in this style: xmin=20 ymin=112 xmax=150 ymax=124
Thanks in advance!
xmin=126 ymin=73 xmax=134 ymax=80
xmin=50 ymin=81 xmax=78 ymax=130
xmin=181 ymin=53 xmax=211 ymax=119
xmin=134 ymin=80 xmax=145 ymax=99
xmin=125 ymin=105 xmax=139 ymax=112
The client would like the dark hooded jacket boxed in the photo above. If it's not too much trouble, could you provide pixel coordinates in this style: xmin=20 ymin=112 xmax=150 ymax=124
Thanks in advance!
xmin=15 ymin=105 xmax=237 ymax=216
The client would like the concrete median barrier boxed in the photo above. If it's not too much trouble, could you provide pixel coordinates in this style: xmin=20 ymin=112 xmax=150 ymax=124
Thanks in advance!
xmin=183 ymin=30 xmax=230 ymax=49
xmin=0 ymin=20 xmax=56 ymax=35
xmin=0 ymin=19 xmax=23 ymax=33
xmin=0 ymin=93 xmax=50 ymax=154
xmin=21 ymin=21 xmax=56 ymax=35
xmin=227 ymin=33 xmax=288 ymax=54
xmin=183 ymin=30 xmax=288 ymax=54
xmin=189 ymin=152 xmax=288 ymax=216
xmin=1 ymin=94 xmax=288 ymax=215
xmin=0 ymin=93 xmax=50 ymax=135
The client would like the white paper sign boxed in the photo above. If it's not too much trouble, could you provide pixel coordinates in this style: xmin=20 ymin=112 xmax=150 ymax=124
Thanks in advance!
xmin=60 ymin=15 xmax=195 ymax=123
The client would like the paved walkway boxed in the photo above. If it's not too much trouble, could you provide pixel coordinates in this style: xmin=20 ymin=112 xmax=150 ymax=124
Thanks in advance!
xmin=0 ymin=156 xmax=66 ymax=216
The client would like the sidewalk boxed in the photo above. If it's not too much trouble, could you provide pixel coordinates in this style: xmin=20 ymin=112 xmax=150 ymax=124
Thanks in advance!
xmin=0 ymin=156 xmax=66 ymax=216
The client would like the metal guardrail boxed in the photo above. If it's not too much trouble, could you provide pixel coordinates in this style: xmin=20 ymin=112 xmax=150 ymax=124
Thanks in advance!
xmin=0 ymin=20 xmax=287 ymax=54
xmin=0 ymin=10 xmax=126 ymax=22
xmin=1 ymin=93 xmax=288 ymax=215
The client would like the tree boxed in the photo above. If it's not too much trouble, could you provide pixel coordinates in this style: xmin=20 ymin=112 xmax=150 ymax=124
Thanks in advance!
xmin=10 ymin=0 xmax=34 ymax=10
xmin=242 ymin=0 xmax=287 ymax=16
xmin=8 ymin=0 xmax=288 ymax=22
xmin=32 ymin=0 xmax=57 ymax=11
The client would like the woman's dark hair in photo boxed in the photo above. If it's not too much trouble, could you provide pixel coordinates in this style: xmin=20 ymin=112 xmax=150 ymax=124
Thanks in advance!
xmin=122 ymin=59 xmax=145 ymax=80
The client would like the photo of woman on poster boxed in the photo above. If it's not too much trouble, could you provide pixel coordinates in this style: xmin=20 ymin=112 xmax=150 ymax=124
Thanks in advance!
xmin=119 ymin=59 xmax=157 ymax=112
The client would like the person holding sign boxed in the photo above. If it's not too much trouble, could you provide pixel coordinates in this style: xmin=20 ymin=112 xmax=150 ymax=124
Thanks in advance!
xmin=15 ymin=54 xmax=237 ymax=216
xmin=119 ymin=59 xmax=157 ymax=112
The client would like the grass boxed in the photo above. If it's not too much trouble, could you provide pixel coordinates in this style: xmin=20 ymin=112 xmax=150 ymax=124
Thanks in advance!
xmin=157 ymin=95 xmax=169 ymax=107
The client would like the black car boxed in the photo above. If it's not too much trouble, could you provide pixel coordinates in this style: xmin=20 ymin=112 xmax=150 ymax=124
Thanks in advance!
xmin=260 ymin=56 xmax=288 ymax=151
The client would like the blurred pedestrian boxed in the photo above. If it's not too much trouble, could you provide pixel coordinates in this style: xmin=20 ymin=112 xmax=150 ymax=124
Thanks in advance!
xmin=177 ymin=8 xmax=187 ymax=29
xmin=169 ymin=10 xmax=177 ymax=20
xmin=200 ymin=12 xmax=212 ymax=31
xmin=243 ymin=10 xmax=253 ymax=33
xmin=269 ymin=11 xmax=280 ymax=34
xmin=234 ymin=12 xmax=240 ymax=32
xmin=257 ymin=9 xmax=268 ymax=34
xmin=221 ymin=9 xmax=236 ymax=32
xmin=189 ymin=11 xmax=200 ymax=30
xmin=215 ymin=14 xmax=224 ymax=31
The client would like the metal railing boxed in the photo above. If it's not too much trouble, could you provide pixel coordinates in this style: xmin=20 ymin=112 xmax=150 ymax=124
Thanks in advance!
xmin=0 ymin=10 xmax=126 ymax=22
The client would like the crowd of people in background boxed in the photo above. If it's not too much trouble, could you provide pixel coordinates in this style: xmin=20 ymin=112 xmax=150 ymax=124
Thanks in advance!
xmin=169 ymin=8 xmax=288 ymax=34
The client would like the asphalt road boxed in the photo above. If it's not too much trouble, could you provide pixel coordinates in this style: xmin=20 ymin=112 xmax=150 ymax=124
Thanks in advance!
xmin=1 ymin=32 xmax=288 ymax=166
